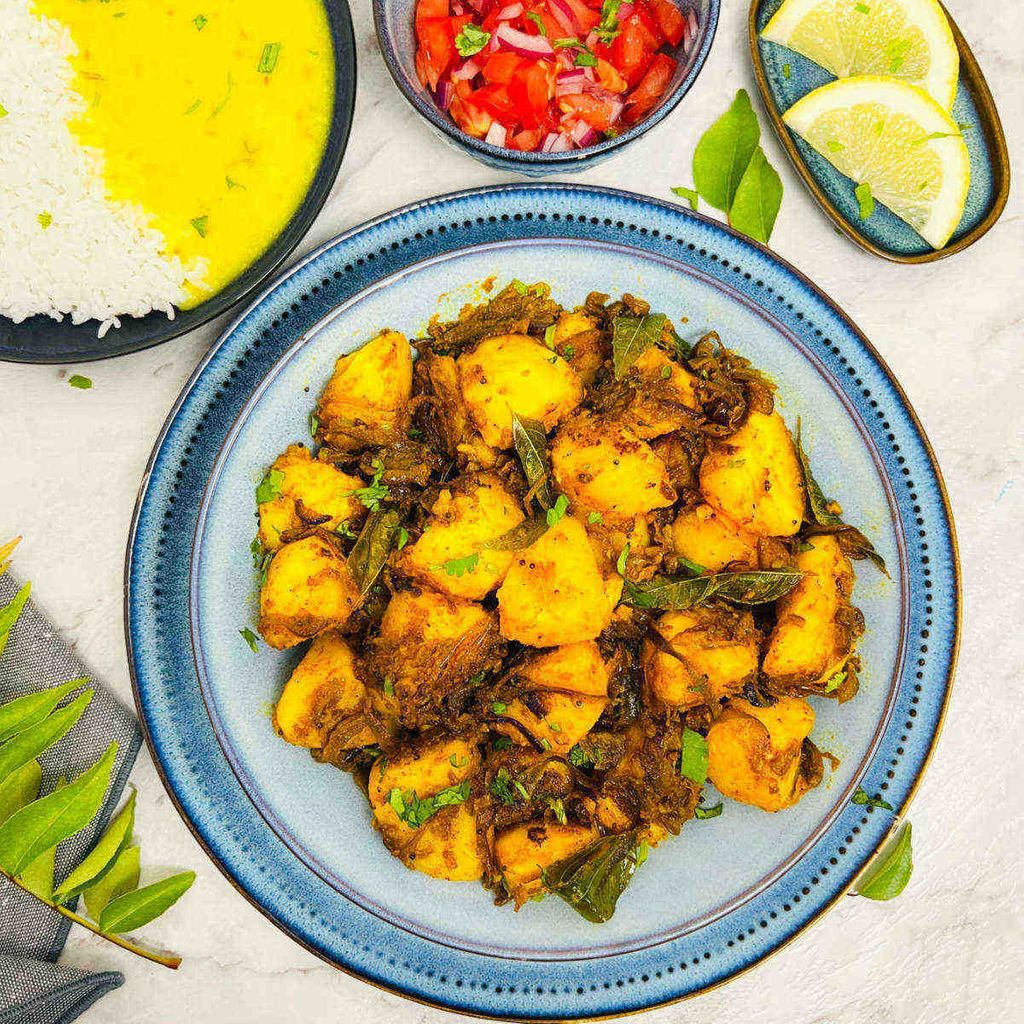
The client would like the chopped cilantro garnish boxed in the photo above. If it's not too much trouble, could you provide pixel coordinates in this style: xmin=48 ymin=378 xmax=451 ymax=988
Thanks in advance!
xmin=510 ymin=279 xmax=528 ymax=295
xmin=492 ymin=736 xmax=513 ymax=752
xmin=387 ymin=782 xmax=470 ymax=828
xmin=455 ymin=23 xmax=491 ymax=58
xmin=383 ymin=677 xmax=395 ymax=697
xmin=396 ymin=527 xmax=410 ymax=550
xmin=257 ymin=42 xmax=282 ymax=74
xmin=544 ymin=324 xmax=556 ymax=349
xmin=256 ymin=468 xmax=284 ymax=504
xmin=595 ymin=0 xmax=623 ymax=44
xmin=68 ymin=375 xmax=92 ymax=390
xmin=449 ymin=753 xmax=469 ymax=768
xmin=437 ymin=551 xmax=480 ymax=577
xmin=225 ymin=175 xmax=245 ymax=190
xmin=546 ymin=494 xmax=569 ymax=527
xmin=855 ymin=181 xmax=874 ymax=220
xmin=193 ymin=14 xmax=208 ymax=30
xmin=191 ymin=215 xmax=209 ymax=237
xmin=239 ymin=627 xmax=259 ymax=653
xmin=525 ymin=11 xmax=547 ymax=35
xmin=491 ymin=700 xmax=508 ymax=715
xmin=616 ymin=541 xmax=630 ymax=576
xmin=782 ymin=62 xmax=791 ymax=79
xmin=852 ymin=786 xmax=893 ymax=811
xmin=679 ymin=728 xmax=708 ymax=785
xmin=308 ymin=411 xmax=319 ymax=436
xmin=490 ymin=768 xmax=524 ymax=806
xmin=824 ymin=670 xmax=846 ymax=693
xmin=547 ymin=797 xmax=567 ymax=824
xmin=587 ymin=511 xmax=603 ymax=525
xmin=348 ymin=459 xmax=389 ymax=511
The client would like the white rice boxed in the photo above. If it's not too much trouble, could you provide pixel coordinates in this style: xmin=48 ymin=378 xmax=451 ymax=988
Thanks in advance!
xmin=0 ymin=0 xmax=203 ymax=335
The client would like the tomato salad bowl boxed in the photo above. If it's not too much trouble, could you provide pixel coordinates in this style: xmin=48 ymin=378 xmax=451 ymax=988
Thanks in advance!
xmin=374 ymin=0 xmax=720 ymax=174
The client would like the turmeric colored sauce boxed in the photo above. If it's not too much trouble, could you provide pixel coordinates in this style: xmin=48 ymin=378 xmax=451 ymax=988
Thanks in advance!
xmin=36 ymin=0 xmax=335 ymax=306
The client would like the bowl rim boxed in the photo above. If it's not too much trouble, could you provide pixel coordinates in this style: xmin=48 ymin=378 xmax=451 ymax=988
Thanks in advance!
xmin=0 ymin=0 xmax=358 ymax=365
xmin=372 ymin=0 xmax=721 ymax=166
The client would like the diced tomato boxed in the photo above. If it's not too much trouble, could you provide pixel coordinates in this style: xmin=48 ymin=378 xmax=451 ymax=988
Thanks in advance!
xmin=415 ymin=47 xmax=431 ymax=88
xmin=509 ymin=60 xmax=554 ymax=129
xmin=415 ymin=0 xmax=451 ymax=26
xmin=647 ymin=0 xmax=685 ymax=47
xmin=563 ymin=0 xmax=601 ymax=33
xmin=450 ymin=86 xmax=493 ymax=137
xmin=416 ymin=18 xmax=456 ymax=90
xmin=624 ymin=51 xmax=675 ymax=122
xmin=633 ymin=3 xmax=666 ymax=48
xmin=610 ymin=16 xmax=654 ymax=87
xmin=512 ymin=128 xmax=543 ymax=150
xmin=473 ymin=83 xmax=520 ymax=121
xmin=595 ymin=57 xmax=628 ymax=93
xmin=483 ymin=51 xmax=527 ymax=85
xmin=558 ymin=92 xmax=618 ymax=130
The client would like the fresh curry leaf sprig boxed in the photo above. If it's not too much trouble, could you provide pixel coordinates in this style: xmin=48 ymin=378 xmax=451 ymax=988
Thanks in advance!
xmin=611 ymin=312 xmax=667 ymax=378
xmin=624 ymin=568 xmax=803 ymax=611
xmin=511 ymin=412 xmax=554 ymax=509
xmin=856 ymin=822 xmax=913 ymax=901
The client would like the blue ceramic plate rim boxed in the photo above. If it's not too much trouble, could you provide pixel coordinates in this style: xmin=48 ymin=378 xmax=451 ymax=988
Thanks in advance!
xmin=0 ymin=0 xmax=357 ymax=365
xmin=126 ymin=183 xmax=960 ymax=1019
xmin=372 ymin=0 xmax=720 ymax=167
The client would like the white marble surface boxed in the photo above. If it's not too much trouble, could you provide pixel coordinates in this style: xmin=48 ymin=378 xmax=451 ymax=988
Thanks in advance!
xmin=1 ymin=1 xmax=1022 ymax=1021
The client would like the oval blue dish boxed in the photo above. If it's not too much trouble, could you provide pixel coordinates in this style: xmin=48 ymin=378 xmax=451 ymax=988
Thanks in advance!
xmin=126 ymin=184 xmax=960 ymax=1018
xmin=750 ymin=0 xmax=1009 ymax=263
xmin=373 ymin=0 xmax=720 ymax=175
xmin=0 ymin=0 xmax=356 ymax=365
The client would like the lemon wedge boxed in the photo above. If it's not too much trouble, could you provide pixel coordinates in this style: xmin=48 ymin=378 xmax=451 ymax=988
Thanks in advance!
xmin=783 ymin=76 xmax=969 ymax=249
xmin=762 ymin=0 xmax=959 ymax=109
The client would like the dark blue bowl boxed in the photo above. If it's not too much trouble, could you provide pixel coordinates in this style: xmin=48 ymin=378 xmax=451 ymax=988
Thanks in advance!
xmin=373 ymin=0 xmax=720 ymax=175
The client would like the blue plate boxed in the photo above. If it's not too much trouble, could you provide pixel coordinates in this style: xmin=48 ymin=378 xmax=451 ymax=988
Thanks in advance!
xmin=750 ymin=0 xmax=1009 ymax=263
xmin=126 ymin=184 xmax=960 ymax=1018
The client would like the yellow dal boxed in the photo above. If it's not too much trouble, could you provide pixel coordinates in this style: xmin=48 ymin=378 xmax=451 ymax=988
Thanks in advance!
xmin=37 ymin=0 xmax=335 ymax=306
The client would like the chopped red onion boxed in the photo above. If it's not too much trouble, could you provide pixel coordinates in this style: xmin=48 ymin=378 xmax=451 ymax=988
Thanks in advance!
xmin=570 ymin=119 xmax=596 ymax=144
xmin=451 ymin=1 xmax=467 ymax=14
xmin=452 ymin=59 xmax=481 ymax=81
xmin=618 ymin=3 xmax=635 ymax=20
xmin=496 ymin=22 xmax=554 ymax=56
xmin=485 ymin=121 xmax=508 ymax=147
xmin=685 ymin=10 xmax=698 ymax=50
xmin=435 ymin=80 xmax=455 ymax=110
xmin=541 ymin=131 xmax=571 ymax=153
xmin=608 ymin=99 xmax=625 ymax=123
xmin=547 ymin=0 xmax=580 ymax=35
xmin=555 ymin=68 xmax=589 ymax=95
xmin=495 ymin=2 xmax=523 ymax=19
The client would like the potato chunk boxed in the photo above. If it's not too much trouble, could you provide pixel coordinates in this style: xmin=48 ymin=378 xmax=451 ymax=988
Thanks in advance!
xmin=497 ymin=517 xmax=617 ymax=647
xmin=494 ymin=822 xmax=600 ymax=905
xmin=620 ymin=348 xmax=700 ymax=439
xmin=670 ymin=503 xmax=760 ymax=572
xmin=500 ymin=642 xmax=609 ymax=752
xmin=368 ymin=737 xmax=483 ymax=881
xmin=258 ymin=536 xmax=360 ymax=649
xmin=707 ymin=697 xmax=820 ymax=812
xmin=257 ymin=445 xmax=366 ymax=551
xmin=551 ymin=414 xmax=676 ymax=518
xmin=551 ymin=311 xmax=606 ymax=385
xmin=317 ymin=330 xmax=413 ymax=450
xmin=457 ymin=334 xmax=583 ymax=448
xmin=699 ymin=411 xmax=805 ymax=537
xmin=400 ymin=474 xmax=524 ymax=600
xmin=273 ymin=632 xmax=370 ymax=749
xmin=763 ymin=534 xmax=862 ymax=689
xmin=643 ymin=606 xmax=759 ymax=709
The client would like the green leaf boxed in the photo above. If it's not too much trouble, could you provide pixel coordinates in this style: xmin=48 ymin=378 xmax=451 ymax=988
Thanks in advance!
xmin=692 ymin=89 xmax=761 ymax=214
xmin=511 ymin=413 xmax=553 ymax=509
xmin=855 ymin=181 xmax=875 ymax=220
xmin=857 ymin=822 xmax=912 ymax=901
xmin=671 ymin=186 xmax=699 ymax=211
xmin=483 ymin=516 xmax=549 ymax=552
xmin=0 ymin=759 xmax=41 ymax=825
xmin=54 ymin=789 xmax=136 ymax=901
xmin=852 ymin=786 xmax=893 ymax=811
xmin=193 ymin=14 xmax=208 ymax=30
xmin=255 ymin=468 xmax=284 ymax=504
xmin=18 ymin=842 xmax=56 ymax=900
xmin=190 ymin=215 xmax=209 ymax=238
xmin=611 ymin=312 xmax=666 ymax=378
xmin=239 ymin=627 xmax=259 ymax=653
xmin=437 ymin=552 xmax=480 ymax=578
xmin=545 ymin=495 xmax=569 ymax=527
xmin=455 ymin=24 xmax=490 ymax=57
xmin=0 ymin=689 xmax=94 ymax=784
xmin=0 ymin=581 xmax=31 ymax=657
xmin=68 ymin=374 xmax=92 ymax=390
xmin=347 ymin=509 xmax=400 ymax=596
xmin=256 ymin=41 xmax=282 ymax=74
xmin=587 ymin=511 xmax=603 ymax=525
xmin=823 ymin=670 xmax=846 ymax=693
xmin=729 ymin=146 xmax=783 ymax=244
xmin=0 ymin=678 xmax=85 ymax=744
xmin=84 ymin=844 xmax=141 ymax=921
xmin=525 ymin=11 xmax=547 ymax=34
xmin=0 ymin=741 xmax=117 ymax=877
xmin=386 ymin=783 xmax=470 ymax=830
xmin=624 ymin=569 xmax=803 ymax=610
xmin=543 ymin=831 xmax=644 ymax=923
xmin=679 ymin=728 xmax=708 ymax=785
xmin=99 ymin=870 xmax=196 ymax=934
xmin=348 ymin=459 xmax=390 ymax=511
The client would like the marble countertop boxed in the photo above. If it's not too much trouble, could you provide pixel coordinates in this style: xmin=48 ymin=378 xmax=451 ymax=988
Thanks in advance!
xmin=1 ymin=2 xmax=1021 ymax=1022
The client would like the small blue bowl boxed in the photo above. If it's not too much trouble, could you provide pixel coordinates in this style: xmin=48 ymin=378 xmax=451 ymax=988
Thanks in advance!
xmin=373 ymin=0 xmax=720 ymax=175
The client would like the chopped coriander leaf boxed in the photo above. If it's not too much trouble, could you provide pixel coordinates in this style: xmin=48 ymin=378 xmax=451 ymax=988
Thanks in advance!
xmin=193 ymin=14 xmax=208 ymax=30
xmin=68 ymin=375 xmax=92 ymax=390
xmin=492 ymin=736 xmax=512 ymax=752
xmin=588 ymin=511 xmax=603 ymax=525
xmin=510 ymin=279 xmax=528 ymax=295
xmin=437 ymin=551 xmax=480 ymax=577
xmin=540 ymin=738 xmax=552 ymax=751
xmin=239 ymin=627 xmax=259 ymax=653
xmin=854 ymin=182 xmax=874 ymax=220
xmin=679 ymin=728 xmax=708 ymax=785
xmin=660 ymin=364 xmax=672 ymax=379
xmin=37 ymin=211 xmax=52 ymax=228
xmin=348 ymin=459 xmax=389 ymax=511
xmin=546 ymin=494 xmax=569 ymax=527
xmin=191 ymin=214 xmax=209 ymax=237
xmin=544 ymin=324 xmax=556 ymax=349
xmin=455 ymin=23 xmax=490 ymax=57
xmin=491 ymin=700 xmax=508 ymax=714
xmin=308 ymin=412 xmax=319 ymax=436
xmin=0 ymin=102 xmax=7 ymax=118
xmin=387 ymin=782 xmax=471 ymax=829
xmin=449 ymin=753 xmax=468 ymax=768
xmin=383 ymin=677 xmax=395 ymax=697
xmin=671 ymin=186 xmax=699 ymax=211
xmin=525 ymin=11 xmax=547 ymax=35
xmin=823 ymin=670 xmax=846 ymax=693
xmin=635 ymin=840 xmax=649 ymax=867
xmin=547 ymin=797 xmax=567 ymax=824
xmin=694 ymin=802 xmax=723 ymax=820
xmin=563 ymin=344 xmax=576 ymax=358
xmin=490 ymin=768 xmax=522 ymax=806
xmin=854 ymin=2 xmax=870 ymax=11
xmin=826 ymin=140 xmax=845 ymax=152
xmin=256 ymin=468 xmax=284 ymax=504
xmin=595 ymin=0 xmax=623 ymax=44
xmin=782 ymin=62 xmax=791 ymax=79
xmin=225 ymin=175 xmax=246 ymax=189
xmin=257 ymin=42 xmax=282 ymax=74
xmin=616 ymin=542 xmax=630 ymax=576
xmin=396 ymin=527 xmax=410 ymax=550
xmin=335 ymin=521 xmax=356 ymax=540
xmin=568 ymin=744 xmax=590 ymax=768
xmin=852 ymin=786 xmax=893 ymax=811
xmin=574 ymin=49 xmax=598 ymax=68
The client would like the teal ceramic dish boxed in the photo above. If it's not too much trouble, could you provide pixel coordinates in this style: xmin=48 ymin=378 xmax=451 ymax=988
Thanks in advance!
xmin=373 ymin=0 xmax=720 ymax=175
xmin=126 ymin=184 xmax=959 ymax=1018
xmin=750 ymin=0 xmax=1009 ymax=263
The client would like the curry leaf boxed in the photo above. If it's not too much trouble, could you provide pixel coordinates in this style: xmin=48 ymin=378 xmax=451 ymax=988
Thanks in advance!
xmin=0 ymin=759 xmax=41 ymax=826
xmin=0 ymin=678 xmax=86 ymax=745
xmin=84 ymin=844 xmax=141 ymax=921
xmin=512 ymin=413 xmax=553 ymax=509
xmin=671 ymin=186 xmax=699 ymax=211
xmin=624 ymin=569 xmax=803 ymax=610
xmin=856 ymin=822 xmax=913 ymax=901
xmin=693 ymin=89 xmax=761 ymax=213
xmin=99 ymin=870 xmax=196 ymax=934
xmin=729 ymin=146 xmax=783 ymax=244
xmin=543 ymin=831 xmax=644 ymax=923
xmin=611 ymin=313 xmax=666 ymax=378
xmin=347 ymin=509 xmax=401 ymax=596
xmin=0 ymin=741 xmax=117 ymax=877
xmin=484 ymin=517 xmax=549 ymax=552
xmin=0 ymin=689 xmax=94 ymax=784
xmin=54 ymin=789 xmax=136 ymax=901
xmin=0 ymin=581 xmax=31 ymax=657
xmin=679 ymin=728 xmax=708 ymax=785
xmin=18 ymin=842 xmax=57 ymax=900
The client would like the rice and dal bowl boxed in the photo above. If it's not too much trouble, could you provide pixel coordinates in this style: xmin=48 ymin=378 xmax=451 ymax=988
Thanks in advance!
xmin=0 ymin=0 xmax=335 ymax=337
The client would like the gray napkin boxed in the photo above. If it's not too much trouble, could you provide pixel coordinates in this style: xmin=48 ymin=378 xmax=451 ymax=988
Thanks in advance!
xmin=0 ymin=574 xmax=141 ymax=1024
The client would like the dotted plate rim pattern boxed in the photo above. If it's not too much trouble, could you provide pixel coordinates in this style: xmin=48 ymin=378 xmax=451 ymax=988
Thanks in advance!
xmin=125 ymin=183 xmax=961 ymax=1020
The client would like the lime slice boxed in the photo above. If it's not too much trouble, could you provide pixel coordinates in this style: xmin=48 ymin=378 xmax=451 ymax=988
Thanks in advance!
xmin=783 ymin=76 xmax=969 ymax=249
xmin=762 ymin=0 xmax=959 ymax=109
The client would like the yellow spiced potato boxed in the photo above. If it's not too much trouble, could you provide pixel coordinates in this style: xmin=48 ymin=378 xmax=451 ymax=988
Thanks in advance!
xmin=273 ymin=632 xmax=369 ymax=749
xmin=258 ymin=535 xmax=360 ymax=649
xmin=497 ymin=517 xmax=616 ymax=646
xmin=400 ymin=474 xmax=524 ymax=600
xmin=316 ymin=330 xmax=413 ymax=450
xmin=700 ymin=410 xmax=806 ymax=537
xmin=763 ymin=534 xmax=863 ymax=690
xmin=643 ymin=607 xmax=760 ymax=708
xmin=707 ymin=697 xmax=821 ymax=812
xmin=551 ymin=414 xmax=676 ymax=518
xmin=456 ymin=334 xmax=583 ymax=448
xmin=257 ymin=445 xmax=366 ymax=551
xmin=253 ymin=282 xmax=881 ymax=918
